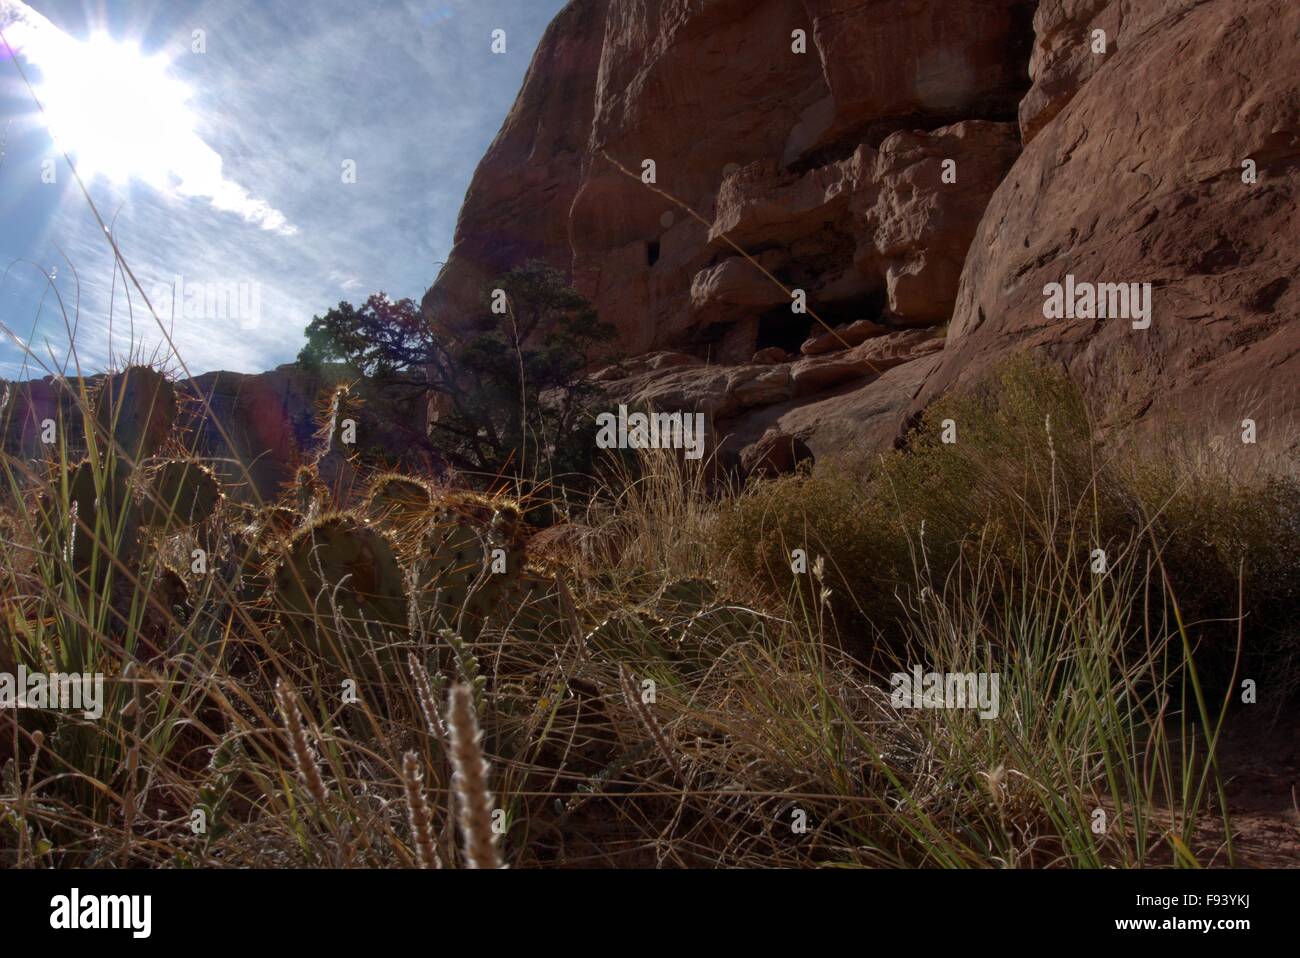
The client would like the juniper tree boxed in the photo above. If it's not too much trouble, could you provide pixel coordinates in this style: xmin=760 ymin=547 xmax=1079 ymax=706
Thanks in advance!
xmin=298 ymin=262 xmax=616 ymax=487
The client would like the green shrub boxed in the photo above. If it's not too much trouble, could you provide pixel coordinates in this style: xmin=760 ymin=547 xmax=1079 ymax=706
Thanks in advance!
xmin=716 ymin=357 xmax=1120 ymax=647
xmin=714 ymin=467 xmax=908 ymax=655
xmin=1131 ymin=465 xmax=1300 ymax=692
xmin=714 ymin=354 xmax=1300 ymax=692
xmin=878 ymin=355 xmax=1127 ymax=574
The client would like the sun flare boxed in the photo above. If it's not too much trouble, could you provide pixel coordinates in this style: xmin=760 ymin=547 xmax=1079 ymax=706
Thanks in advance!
xmin=1 ymin=0 xmax=293 ymax=232
xmin=35 ymin=32 xmax=196 ymax=187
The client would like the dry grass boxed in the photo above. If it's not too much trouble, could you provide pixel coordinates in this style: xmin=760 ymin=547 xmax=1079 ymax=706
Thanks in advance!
xmin=0 ymin=353 xmax=1293 ymax=869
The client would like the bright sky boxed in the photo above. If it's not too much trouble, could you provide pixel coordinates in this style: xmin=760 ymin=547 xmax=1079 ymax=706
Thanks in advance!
xmin=0 ymin=0 xmax=565 ymax=379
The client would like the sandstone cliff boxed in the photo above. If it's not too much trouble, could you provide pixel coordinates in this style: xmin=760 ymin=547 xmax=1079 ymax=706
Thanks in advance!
xmin=424 ymin=0 xmax=1299 ymax=470
xmin=912 ymin=0 xmax=1300 ymax=433
xmin=1 ymin=364 xmax=421 ymax=499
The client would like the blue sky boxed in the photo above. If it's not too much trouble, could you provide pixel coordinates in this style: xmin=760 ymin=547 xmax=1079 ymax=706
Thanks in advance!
xmin=0 ymin=0 xmax=566 ymax=379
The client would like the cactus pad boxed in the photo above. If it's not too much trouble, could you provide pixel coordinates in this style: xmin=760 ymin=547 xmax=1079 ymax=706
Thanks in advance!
xmin=93 ymin=366 xmax=177 ymax=467
xmin=365 ymin=473 xmax=433 ymax=527
xmin=272 ymin=512 xmax=408 ymax=668
xmin=411 ymin=494 xmax=527 ymax=636
xmin=142 ymin=459 xmax=222 ymax=531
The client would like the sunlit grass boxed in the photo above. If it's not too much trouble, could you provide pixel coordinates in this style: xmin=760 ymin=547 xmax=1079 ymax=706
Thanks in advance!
xmin=1 ymin=350 xmax=1289 ymax=867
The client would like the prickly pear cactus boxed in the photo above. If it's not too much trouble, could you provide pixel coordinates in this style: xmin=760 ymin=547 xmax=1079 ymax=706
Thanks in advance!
xmin=246 ymin=504 xmax=302 ymax=550
xmin=271 ymin=512 xmax=408 ymax=670
xmin=141 ymin=459 xmax=222 ymax=532
xmin=679 ymin=603 xmax=769 ymax=650
xmin=29 ymin=365 xmax=252 ymax=664
xmin=132 ymin=563 xmax=191 ymax=659
xmin=92 ymin=366 xmax=177 ymax=468
xmin=576 ymin=574 xmax=767 ymax=665
xmin=314 ymin=383 xmax=356 ymax=457
xmin=647 ymin=576 xmax=769 ymax=654
xmin=364 ymin=473 xmax=432 ymax=527
xmin=283 ymin=463 xmax=328 ymax=517
xmin=37 ymin=458 xmax=136 ymax=574
xmin=584 ymin=609 xmax=672 ymax=658
xmin=39 ymin=363 xmax=178 ymax=578
xmin=411 ymin=494 xmax=527 ymax=636
xmin=497 ymin=562 xmax=570 ymax=642
xmin=655 ymin=577 xmax=719 ymax=616
xmin=312 ymin=384 xmax=359 ymax=498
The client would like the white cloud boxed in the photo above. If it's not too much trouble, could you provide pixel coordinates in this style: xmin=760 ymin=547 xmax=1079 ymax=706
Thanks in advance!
xmin=329 ymin=271 xmax=363 ymax=291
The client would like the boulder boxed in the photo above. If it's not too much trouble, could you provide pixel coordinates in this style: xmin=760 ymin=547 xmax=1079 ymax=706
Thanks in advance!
xmin=854 ymin=121 xmax=1022 ymax=325
xmin=801 ymin=319 xmax=888 ymax=356
xmin=740 ymin=430 xmax=815 ymax=479
xmin=752 ymin=346 xmax=793 ymax=364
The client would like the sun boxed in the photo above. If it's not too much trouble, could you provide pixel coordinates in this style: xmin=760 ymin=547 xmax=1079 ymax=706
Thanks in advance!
xmin=2 ymin=5 xmax=294 ymax=233
xmin=34 ymin=31 xmax=198 ymax=187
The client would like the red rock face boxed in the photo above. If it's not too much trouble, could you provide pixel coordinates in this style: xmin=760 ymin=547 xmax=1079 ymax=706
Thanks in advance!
xmin=422 ymin=0 xmax=612 ymax=337
xmin=1 ymin=365 xmax=418 ymax=501
xmin=913 ymin=0 xmax=1300 ymax=438
xmin=424 ymin=0 xmax=1297 ymax=469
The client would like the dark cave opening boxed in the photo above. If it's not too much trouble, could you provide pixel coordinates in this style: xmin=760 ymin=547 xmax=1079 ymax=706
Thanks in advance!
xmin=752 ymin=287 xmax=890 ymax=354
xmin=646 ymin=240 xmax=661 ymax=267
xmin=755 ymin=308 xmax=815 ymax=354
xmin=814 ymin=287 xmax=888 ymax=326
